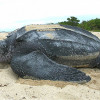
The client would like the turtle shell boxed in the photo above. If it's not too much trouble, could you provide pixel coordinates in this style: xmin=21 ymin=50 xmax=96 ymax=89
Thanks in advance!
xmin=9 ymin=24 xmax=100 ymax=67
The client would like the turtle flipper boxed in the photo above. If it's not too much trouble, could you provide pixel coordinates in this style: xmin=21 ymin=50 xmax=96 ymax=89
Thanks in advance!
xmin=11 ymin=51 xmax=91 ymax=83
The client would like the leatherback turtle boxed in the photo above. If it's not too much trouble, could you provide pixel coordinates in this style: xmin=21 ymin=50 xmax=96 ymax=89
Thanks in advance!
xmin=0 ymin=24 xmax=100 ymax=83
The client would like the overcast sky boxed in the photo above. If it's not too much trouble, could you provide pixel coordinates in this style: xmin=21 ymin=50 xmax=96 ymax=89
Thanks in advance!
xmin=0 ymin=0 xmax=100 ymax=31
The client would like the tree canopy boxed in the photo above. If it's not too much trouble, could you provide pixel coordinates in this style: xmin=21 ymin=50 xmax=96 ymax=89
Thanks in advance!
xmin=58 ymin=16 xmax=100 ymax=31
xmin=67 ymin=16 xmax=80 ymax=26
xmin=59 ymin=16 xmax=80 ymax=26
xmin=78 ymin=18 xmax=100 ymax=31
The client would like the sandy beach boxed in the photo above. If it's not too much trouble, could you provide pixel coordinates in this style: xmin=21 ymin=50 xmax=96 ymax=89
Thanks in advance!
xmin=0 ymin=26 xmax=100 ymax=100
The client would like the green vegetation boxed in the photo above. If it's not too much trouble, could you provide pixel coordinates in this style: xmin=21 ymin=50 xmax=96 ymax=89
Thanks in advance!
xmin=59 ymin=16 xmax=80 ymax=26
xmin=58 ymin=16 xmax=100 ymax=32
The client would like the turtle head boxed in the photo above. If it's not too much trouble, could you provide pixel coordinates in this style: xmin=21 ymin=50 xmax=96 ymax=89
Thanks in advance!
xmin=0 ymin=40 xmax=13 ymax=62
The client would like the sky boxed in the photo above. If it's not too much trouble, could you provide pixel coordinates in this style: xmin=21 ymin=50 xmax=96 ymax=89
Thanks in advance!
xmin=0 ymin=0 xmax=100 ymax=31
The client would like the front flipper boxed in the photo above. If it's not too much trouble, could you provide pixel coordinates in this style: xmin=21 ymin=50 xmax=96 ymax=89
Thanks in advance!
xmin=11 ymin=51 xmax=91 ymax=83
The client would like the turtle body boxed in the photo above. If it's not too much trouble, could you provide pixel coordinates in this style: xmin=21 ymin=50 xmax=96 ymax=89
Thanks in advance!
xmin=0 ymin=24 xmax=100 ymax=83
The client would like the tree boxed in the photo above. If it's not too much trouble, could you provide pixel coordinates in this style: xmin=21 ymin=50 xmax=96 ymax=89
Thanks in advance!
xmin=58 ymin=21 xmax=67 ymax=25
xmin=94 ymin=18 xmax=100 ymax=29
xmin=78 ymin=18 xmax=100 ymax=31
xmin=66 ymin=16 xmax=80 ymax=26
xmin=58 ymin=17 xmax=100 ymax=31
xmin=78 ymin=21 xmax=91 ymax=30
xmin=59 ymin=16 xmax=80 ymax=26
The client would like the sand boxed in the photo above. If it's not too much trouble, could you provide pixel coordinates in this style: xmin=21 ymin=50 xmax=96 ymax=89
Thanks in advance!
xmin=0 ymin=28 xmax=100 ymax=100
xmin=0 ymin=32 xmax=8 ymax=40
